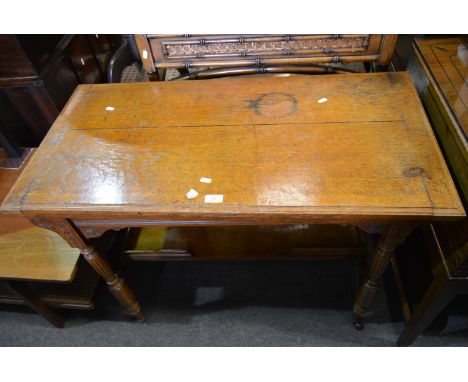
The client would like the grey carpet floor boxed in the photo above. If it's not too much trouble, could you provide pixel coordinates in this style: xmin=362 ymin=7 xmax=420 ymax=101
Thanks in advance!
xmin=1 ymin=259 xmax=467 ymax=346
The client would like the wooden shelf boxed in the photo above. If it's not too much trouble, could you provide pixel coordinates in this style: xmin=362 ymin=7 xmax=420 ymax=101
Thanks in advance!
xmin=0 ymin=256 xmax=99 ymax=309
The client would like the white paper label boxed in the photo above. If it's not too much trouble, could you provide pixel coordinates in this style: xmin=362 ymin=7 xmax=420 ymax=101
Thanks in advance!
xmin=200 ymin=177 xmax=212 ymax=184
xmin=317 ymin=97 xmax=328 ymax=103
xmin=142 ymin=49 xmax=148 ymax=59
xmin=186 ymin=189 xmax=199 ymax=200
xmin=204 ymin=194 xmax=223 ymax=203
xmin=105 ymin=106 xmax=115 ymax=111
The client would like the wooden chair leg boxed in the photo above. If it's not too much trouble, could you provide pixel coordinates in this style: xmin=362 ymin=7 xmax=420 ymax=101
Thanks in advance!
xmin=0 ymin=130 xmax=24 ymax=158
xmin=8 ymin=281 xmax=65 ymax=328
xmin=397 ymin=276 xmax=454 ymax=346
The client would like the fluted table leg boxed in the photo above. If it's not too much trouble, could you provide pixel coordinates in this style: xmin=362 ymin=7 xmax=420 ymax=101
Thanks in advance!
xmin=31 ymin=217 xmax=144 ymax=321
xmin=82 ymin=246 xmax=144 ymax=321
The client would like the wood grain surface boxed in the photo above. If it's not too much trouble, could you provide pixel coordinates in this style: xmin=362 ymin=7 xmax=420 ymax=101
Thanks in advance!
xmin=411 ymin=37 xmax=468 ymax=205
xmin=414 ymin=37 xmax=467 ymax=137
xmin=1 ymin=73 xmax=464 ymax=223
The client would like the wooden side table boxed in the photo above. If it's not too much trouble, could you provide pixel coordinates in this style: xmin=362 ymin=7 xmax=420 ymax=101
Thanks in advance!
xmin=1 ymin=73 xmax=464 ymax=328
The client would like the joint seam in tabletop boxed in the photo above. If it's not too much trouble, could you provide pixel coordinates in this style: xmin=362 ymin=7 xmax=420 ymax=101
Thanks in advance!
xmin=68 ymin=120 xmax=407 ymax=131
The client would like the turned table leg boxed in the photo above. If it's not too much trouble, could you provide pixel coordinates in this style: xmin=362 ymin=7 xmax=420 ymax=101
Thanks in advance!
xmin=81 ymin=246 xmax=145 ymax=321
xmin=353 ymin=224 xmax=414 ymax=330
xmin=31 ymin=217 xmax=144 ymax=321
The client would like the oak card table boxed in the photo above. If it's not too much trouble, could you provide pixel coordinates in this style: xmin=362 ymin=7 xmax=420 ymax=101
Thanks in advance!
xmin=1 ymin=73 xmax=465 ymax=327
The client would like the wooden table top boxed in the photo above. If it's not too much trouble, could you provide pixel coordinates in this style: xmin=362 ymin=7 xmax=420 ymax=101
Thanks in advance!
xmin=414 ymin=37 xmax=467 ymax=138
xmin=1 ymin=73 xmax=464 ymax=223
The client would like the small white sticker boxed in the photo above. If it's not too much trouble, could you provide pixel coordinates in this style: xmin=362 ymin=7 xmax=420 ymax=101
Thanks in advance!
xmin=200 ymin=177 xmax=212 ymax=184
xmin=204 ymin=194 xmax=223 ymax=203
xmin=142 ymin=49 xmax=148 ymax=59
xmin=80 ymin=58 xmax=85 ymax=66
xmin=186 ymin=189 xmax=199 ymax=200
xmin=317 ymin=97 xmax=328 ymax=103
xmin=105 ymin=106 xmax=115 ymax=111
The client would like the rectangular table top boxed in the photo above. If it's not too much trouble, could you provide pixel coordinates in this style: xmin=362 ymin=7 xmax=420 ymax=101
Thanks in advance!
xmin=2 ymin=73 xmax=464 ymax=223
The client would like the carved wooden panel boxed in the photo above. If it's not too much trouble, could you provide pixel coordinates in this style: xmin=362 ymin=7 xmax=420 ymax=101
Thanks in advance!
xmin=160 ymin=35 xmax=371 ymax=58
xmin=145 ymin=34 xmax=385 ymax=69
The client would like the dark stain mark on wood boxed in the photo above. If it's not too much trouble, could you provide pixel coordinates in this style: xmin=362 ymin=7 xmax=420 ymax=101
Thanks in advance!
xmin=386 ymin=72 xmax=404 ymax=85
xmin=245 ymin=93 xmax=298 ymax=118
xmin=403 ymin=167 xmax=434 ymax=209
xmin=403 ymin=167 xmax=431 ymax=179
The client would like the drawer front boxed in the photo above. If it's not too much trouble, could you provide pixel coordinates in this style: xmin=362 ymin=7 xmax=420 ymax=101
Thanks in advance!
xmin=147 ymin=34 xmax=384 ymax=69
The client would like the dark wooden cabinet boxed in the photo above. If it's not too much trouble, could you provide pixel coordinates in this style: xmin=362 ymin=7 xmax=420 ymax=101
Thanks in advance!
xmin=0 ymin=35 xmax=119 ymax=147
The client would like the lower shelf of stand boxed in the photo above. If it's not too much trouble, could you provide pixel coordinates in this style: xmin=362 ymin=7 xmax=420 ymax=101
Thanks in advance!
xmin=0 ymin=256 xmax=100 ymax=309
